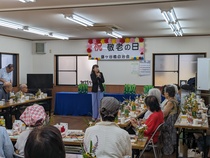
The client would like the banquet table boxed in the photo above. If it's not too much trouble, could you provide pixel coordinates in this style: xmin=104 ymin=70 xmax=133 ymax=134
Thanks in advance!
xmin=174 ymin=114 xmax=209 ymax=158
xmin=54 ymin=92 xmax=138 ymax=116
xmin=9 ymin=133 xmax=147 ymax=151
xmin=0 ymin=97 xmax=52 ymax=129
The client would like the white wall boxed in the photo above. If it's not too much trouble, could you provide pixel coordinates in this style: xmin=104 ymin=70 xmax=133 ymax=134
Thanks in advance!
xmin=100 ymin=36 xmax=210 ymax=85
xmin=32 ymin=36 xmax=210 ymax=85
xmin=32 ymin=40 xmax=87 ymax=73
xmin=2 ymin=35 xmax=209 ymax=85
xmin=0 ymin=35 xmax=33 ymax=84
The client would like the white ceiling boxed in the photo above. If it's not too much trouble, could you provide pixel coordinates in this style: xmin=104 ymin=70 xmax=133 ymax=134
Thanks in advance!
xmin=0 ymin=0 xmax=209 ymax=40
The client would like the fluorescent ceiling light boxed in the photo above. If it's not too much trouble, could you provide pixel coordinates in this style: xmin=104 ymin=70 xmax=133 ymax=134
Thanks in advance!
xmin=65 ymin=16 xmax=87 ymax=27
xmin=106 ymin=31 xmax=122 ymax=38
xmin=161 ymin=8 xmax=183 ymax=36
xmin=112 ymin=31 xmax=122 ymax=38
xmin=19 ymin=0 xmax=36 ymax=3
xmin=175 ymin=22 xmax=181 ymax=31
xmin=169 ymin=23 xmax=175 ymax=31
xmin=0 ymin=19 xmax=69 ymax=39
xmin=161 ymin=11 xmax=170 ymax=23
xmin=168 ymin=9 xmax=176 ymax=23
xmin=72 ymin=14 xmax=94 ymax=26
xmin=23 ymin=26 xmax=48 ymax=36
xmin=106 ymin=32 xmax=118 ymax=38
xmin=49 ymin=33 xmax=69 ymax=40
xmin=174 ymin=30 xmax=178 ymax=36
xmin=0 ymin=20 xmax=23 ymax=30
xmin=64 ymin=14 xmax=94 ymax=27
xmin=179 ymin=29 xmax=183 ymax=36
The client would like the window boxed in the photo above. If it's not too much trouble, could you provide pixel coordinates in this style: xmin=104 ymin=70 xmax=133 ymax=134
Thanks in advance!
xmin=153 ymin=53 xmax=206 ymax=87
xmin=55 ymin=55 xmax=97 ymax=85
xmin=0 ymin=53 xmax=18 ymax=87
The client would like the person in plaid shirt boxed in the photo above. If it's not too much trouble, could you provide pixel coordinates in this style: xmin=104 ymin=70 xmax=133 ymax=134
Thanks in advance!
xmin=15 ymin=104 xmax=46 ymax=156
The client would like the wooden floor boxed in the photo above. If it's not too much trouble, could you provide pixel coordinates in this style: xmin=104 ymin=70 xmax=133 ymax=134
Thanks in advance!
xmin=53 ymin=115 xmax=176 ymax=158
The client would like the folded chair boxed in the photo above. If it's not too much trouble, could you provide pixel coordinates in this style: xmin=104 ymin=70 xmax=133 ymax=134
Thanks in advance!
xmin=139 ymin=122 xmax=165 ymax=158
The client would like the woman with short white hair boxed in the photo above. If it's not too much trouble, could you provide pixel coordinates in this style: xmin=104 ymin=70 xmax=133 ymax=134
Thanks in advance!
xmin=143 ymin=88 xmax=161 ymax=119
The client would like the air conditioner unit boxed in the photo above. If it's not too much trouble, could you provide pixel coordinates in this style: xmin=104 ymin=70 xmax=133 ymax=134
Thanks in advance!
xmin=33 ymin=42 xmax=46 ymax=54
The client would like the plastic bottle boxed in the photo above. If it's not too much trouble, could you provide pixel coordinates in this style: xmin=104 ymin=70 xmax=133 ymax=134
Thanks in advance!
xmin=0 ymin=116 xmax=5 ymax=127
xmin=2 ymin=99 xmax=5 ymax=105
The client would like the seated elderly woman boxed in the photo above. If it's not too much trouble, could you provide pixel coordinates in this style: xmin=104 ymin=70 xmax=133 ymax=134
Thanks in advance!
xmin=24 ymin=125 xmax=65 ymax=158
xmin=161 ymin=85 xmax=179 ymax=155
xmin=15 ymin=104 xmax=46 ymax=156
xmin=0 ymin=126 xmax=14 ymax=158
xmin=143 ymin=88 xmax=162 ymax=120
xmin=84 ymin=97 xmax=132 ymax=158
xmin=131 ymin=96 xmax=164 ymax=144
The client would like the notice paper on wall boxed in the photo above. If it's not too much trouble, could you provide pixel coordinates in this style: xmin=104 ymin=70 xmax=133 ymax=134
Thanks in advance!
xmin=131 ymin=62 xmax=139 ymax=74
xmin=139 ymin=60 xmax=151 ymax=76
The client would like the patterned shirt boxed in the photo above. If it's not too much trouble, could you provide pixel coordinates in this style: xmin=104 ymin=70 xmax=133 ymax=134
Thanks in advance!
xmin=0 ymin=67 xmax=12 ymax=84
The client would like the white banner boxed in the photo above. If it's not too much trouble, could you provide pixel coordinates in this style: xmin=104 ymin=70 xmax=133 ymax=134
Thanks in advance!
xmin=87 ymin=38 xmax=145 ymax=61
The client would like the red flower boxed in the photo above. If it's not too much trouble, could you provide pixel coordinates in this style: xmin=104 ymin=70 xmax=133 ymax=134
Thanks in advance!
xmin=87 ymin=48 xmax=92 ymax=53
xmin=139 ymin=38 xmax=144 ymax=43
xmin=61 ymin=126 xmax=65 ymax=133
xmin=96 ymin=39 xmax=101 ymax=44
xmin=120 ymin=38 xmax=125 ymax=44
xmin=88 ymin=39 xmax=93 ymax=44
xmin=104 ymin=38 xmax=109 ymax=43
xmin=141 ymin=52 xmax=144 ymax=55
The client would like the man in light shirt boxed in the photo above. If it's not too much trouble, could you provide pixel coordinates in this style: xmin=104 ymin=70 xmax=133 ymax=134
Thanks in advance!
xmin=0 ymin=64 xmax=14 ymax=88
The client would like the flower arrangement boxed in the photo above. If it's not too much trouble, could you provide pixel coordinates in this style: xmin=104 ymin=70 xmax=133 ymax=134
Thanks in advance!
xmin=78 ymin=84 xmax=88 ymax=94
xmin=35 ymin=89 xmax=42 ymax=97
xmin=82 ymin=136 xmax=98 ymax=158
xmin=182 ymin=92 xmax=198 ymax=118
xmin=124 ymin=84 xmax=136 ymax=94
xmin=143 ymin=85 xmax=154 ymax=94
xmin=136 ymin=124 xmax=147 ymax=139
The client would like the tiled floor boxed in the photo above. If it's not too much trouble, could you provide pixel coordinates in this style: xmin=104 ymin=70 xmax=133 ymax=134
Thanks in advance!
xmin=53 ymin=115 xmax=176 ymax=158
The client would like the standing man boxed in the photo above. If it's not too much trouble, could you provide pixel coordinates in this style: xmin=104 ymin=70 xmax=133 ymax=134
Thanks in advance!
xmin=0 ymin=64 xmax=14 ymax=88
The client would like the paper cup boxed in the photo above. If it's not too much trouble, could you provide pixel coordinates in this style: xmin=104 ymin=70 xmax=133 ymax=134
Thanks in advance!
xmin=121 ymin=117 xmax=125 ymax=124
xmin=9 ymin=99 xmax=13 ymax=104
xmin=202 ymin=113 xmax=207 ymax=120
xmin=193 ymin=119 xmax=199 ymax=125
xmin=25 ymin=96 xmax=29 ymax=101
xmin=0 ymin=101 xmax=4 ymax=106
xmin=44 ymin=93 xmax=48 ymax=98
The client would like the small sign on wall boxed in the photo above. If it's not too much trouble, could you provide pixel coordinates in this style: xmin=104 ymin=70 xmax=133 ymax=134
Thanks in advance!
xmin=139 ymin=60 xmax=151 ymax=76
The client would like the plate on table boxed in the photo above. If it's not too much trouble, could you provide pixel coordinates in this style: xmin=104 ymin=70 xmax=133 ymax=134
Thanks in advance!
xmin=67 ymin=130 xmax=84 ymax=136
xmin=130 ymin=135 xmax=137 ymax=143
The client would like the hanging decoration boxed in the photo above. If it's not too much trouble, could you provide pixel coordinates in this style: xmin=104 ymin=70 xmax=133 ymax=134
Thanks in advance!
xmin=87 ymin=37 xmax=145 ymax=61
